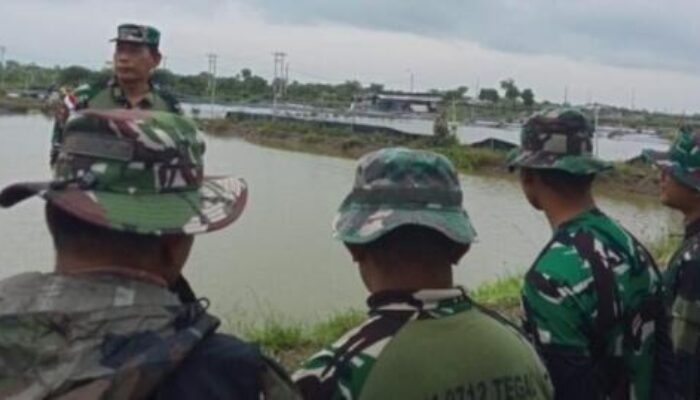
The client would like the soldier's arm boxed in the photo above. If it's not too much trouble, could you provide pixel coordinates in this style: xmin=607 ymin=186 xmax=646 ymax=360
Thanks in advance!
xmin=670 ymin=258 xmax=700 ymax=400
xmin=49 ymin=85 xmax=93 ymax=165
xmin=155 ymin=334 xmax=299 ymax=400
xmin=522 ymin=247 xmax=600 ymax=400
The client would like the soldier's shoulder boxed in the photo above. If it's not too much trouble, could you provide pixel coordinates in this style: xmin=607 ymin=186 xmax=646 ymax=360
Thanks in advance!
xmin=293 ymin=315 xmax=395 ymax=398
xmin=678 ymin=235 xmax=700 ymax=262
xmin=157 ymin=332 xmax=269 ymax=399
xmin=530 ymin=236 xmax=592 ymax=284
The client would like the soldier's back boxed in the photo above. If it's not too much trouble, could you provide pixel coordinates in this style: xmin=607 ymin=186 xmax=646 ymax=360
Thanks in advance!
xmin=523 ymin=208 xmax=663 ymax=399
xmin=294 ymin=288 xmax=553 ymax=400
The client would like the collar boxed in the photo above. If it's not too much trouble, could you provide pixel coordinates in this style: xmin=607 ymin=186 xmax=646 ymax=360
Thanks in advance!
xmin=109 ymin=78 xmax=155 ymax=108
xmin=556 ymin=207 xmax=602 ymax=232
xmin=685 ymin=218 xmax=700 ymax=240
xmin=367 ymin=287 xmax=471 ymax=314
xmin=59 ymin=266 xmax=169 ymax=288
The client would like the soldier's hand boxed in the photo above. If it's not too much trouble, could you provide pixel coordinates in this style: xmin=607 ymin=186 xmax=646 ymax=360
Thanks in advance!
xmin=54 ymin=102 xmax=70 ymax=125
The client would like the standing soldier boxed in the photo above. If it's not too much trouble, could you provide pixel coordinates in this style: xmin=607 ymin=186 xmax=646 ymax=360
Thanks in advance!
xmin=508 ymin=108 xmax=675 ymax=399
xmin=51 ymin=23 xmax=181 ymax=164
xmin=0 ymin=110 xmax=298 ymax=399
xmin=645 ymin=127 xmax=700 ymax=399
xmin=294 ymin=147 xmax=554 ymax=399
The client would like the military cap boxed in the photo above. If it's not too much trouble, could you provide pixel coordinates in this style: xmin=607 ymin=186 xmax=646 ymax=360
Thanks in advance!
xmin=507 ymin=107 xmax=612 ymax=175
xmin=0 ymin=110 xmax=247 ymax=235
xmin=644 ymin=126 xmax=700 ymax=191
xmin=111 ymin=23 xmax=160 ymax=48
xmin=333 ymin=147 xmax=477 ymax=245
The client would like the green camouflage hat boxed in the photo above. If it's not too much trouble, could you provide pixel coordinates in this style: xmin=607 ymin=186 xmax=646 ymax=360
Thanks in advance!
xmin=0 ymin=110 xmax=247 ymax=235
xmin=111 ymin=23 xmax=160 ymax=47
xmin=507 ymin=107 xmax=612 ymax=175
xmin=644 ymin=127 xmax=700 ymax=191
xmin=333 ymin=147 xmax=477 ymax=245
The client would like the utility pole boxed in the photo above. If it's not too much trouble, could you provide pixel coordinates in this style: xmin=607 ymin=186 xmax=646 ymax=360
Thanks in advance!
xmin=284 ymin=62 xmax=290 ymax=97
xmin=0 ymin=46 xmax=6 ymax=91
xmin=206 ymin=53 xmax=217 ymax=117
xmin=563 ymin=86 xmax=569 ymax=105
xmin=406 ymin=69 xmax=414 ymax=93
xmin=272 ymin=52 xmax=286 ymax=117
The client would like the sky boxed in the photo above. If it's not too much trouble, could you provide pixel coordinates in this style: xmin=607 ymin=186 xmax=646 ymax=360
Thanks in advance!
xmin=1 ymin=0 xmax=699 ymax=112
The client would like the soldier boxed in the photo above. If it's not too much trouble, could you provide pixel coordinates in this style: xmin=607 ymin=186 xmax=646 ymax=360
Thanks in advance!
xmin=51 ymin=23 xmax=181 ymax=164
xmin=293 ymin=147 xmax=554 ymax=399
xmin=508 ymin=108 xmax=675 ymax=399
xmin=645 ymin=127 xmax=700 ymax=399
xmin=0 ymin=110 xmax=298 ymax=399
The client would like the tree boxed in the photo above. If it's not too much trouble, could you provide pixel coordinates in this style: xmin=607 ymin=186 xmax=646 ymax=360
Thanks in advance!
xmin=58 ymin=66 xmax=95 ymax=87
xmin=521 ymin=88 xmax=535 ymax=107
xmin=479 ymin=88 xmax=500 ymax=103
xmin=368 ymin=83 xmax=384 ymax=93
xmin=500 ymin=79 xmax=520 ymax=102
xmin=443 ymin=86 xmax=468 ymax=102
xmin=152 ymin=68 xmax=177 ymax=87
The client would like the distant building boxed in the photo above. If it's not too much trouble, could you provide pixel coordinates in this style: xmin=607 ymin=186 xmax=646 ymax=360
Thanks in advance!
xmin=469 ymin=138 xmax=518 ymax=152
xmin=353 ymin=92 xmax=442 ymax=114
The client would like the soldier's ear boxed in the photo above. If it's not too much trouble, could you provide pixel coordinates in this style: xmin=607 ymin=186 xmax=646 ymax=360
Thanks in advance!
xmin=160 ymin=235 xmax=194 ymax=279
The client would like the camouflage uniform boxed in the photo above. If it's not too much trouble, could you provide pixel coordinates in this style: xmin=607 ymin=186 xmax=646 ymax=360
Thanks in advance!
xmin=0 ymin=110 xmax=298 ymax=399
xmin=509 ymin=108 xmax=674 ymax=400
xmin=645 ymin=127 xmax=700 ymax=399
xmin=295 ymin=148 xmax=554 ymax=400
xmin=50 ymin=24 xmax=181 ymax=164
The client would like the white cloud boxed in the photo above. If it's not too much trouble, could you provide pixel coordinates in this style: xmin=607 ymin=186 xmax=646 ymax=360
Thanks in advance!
xmin=1 ymin=0 xmax=698 ymax=112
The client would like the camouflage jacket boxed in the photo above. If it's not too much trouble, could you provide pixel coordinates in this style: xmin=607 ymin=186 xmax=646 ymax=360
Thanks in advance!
xmin=293 ymin=288 xmax=553 ymax=400
xmin=664 ymin=218 xmax=700 ymax=400
xmin=50 ymin=79 xmax=181 ymax=164
xmin=0 ymin=272 xmax=299 ymax=400
xmin=522 ymin=208 xmax=667 ymax=400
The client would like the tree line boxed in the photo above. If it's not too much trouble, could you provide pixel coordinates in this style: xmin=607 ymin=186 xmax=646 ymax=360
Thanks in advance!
xmin=0 ymin=60 xmax=539 ymax=109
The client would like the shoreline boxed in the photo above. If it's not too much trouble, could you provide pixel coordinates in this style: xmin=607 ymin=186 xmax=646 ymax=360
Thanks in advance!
xmin=200 ymin=118 xmax=661 ymax=203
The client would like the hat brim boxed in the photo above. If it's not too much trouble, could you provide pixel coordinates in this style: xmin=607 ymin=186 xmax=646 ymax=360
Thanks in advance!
xmin=507 ymin=149 xmax=612 ymax=175
xmin=110 ymin=38 xmax=155 ymax=46
xmin=642 ymin=149 xmax=670 ymax=166
xmin=333 ymin=206 xmax=477 ymax=245
xmin=643 ymin=149 xmax=700 ymax=191
xmin=0 ymin=176 xmax=247 ymax=235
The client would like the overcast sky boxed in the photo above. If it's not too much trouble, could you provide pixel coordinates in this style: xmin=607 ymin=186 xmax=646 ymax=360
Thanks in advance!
xmin=2 ymin=0 xmax=699 ymax=112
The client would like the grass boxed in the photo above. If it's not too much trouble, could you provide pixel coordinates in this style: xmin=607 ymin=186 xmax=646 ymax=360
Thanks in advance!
xmin=648 ymin=235 xmax=682 ymax=269
xmin=470 ymin=275 xmax=523 ymax=309
xmin=235 ymin=309 xmax=366 ymax=369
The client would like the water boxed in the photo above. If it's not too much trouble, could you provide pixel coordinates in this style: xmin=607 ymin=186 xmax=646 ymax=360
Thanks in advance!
xmin=0 ymin=115 xmax=678 ymax=324
xmin=183 ymin=103 xmax=670 ymax=162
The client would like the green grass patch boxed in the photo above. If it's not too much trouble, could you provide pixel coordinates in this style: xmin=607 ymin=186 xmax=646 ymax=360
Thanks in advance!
xmin=471 ymin=275 xmax=523 ymax=308
xmin=648 ymin=235 xmax=682 ymax=269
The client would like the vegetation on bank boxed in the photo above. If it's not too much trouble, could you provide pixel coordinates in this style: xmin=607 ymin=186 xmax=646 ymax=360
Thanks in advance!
xmin=0 ymin=96 xmax=46 ymax=114
xmin=200 ymin=117 xmax=661 ymax=198
xmin=232 ymin=231 xmax=680 ymax=370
